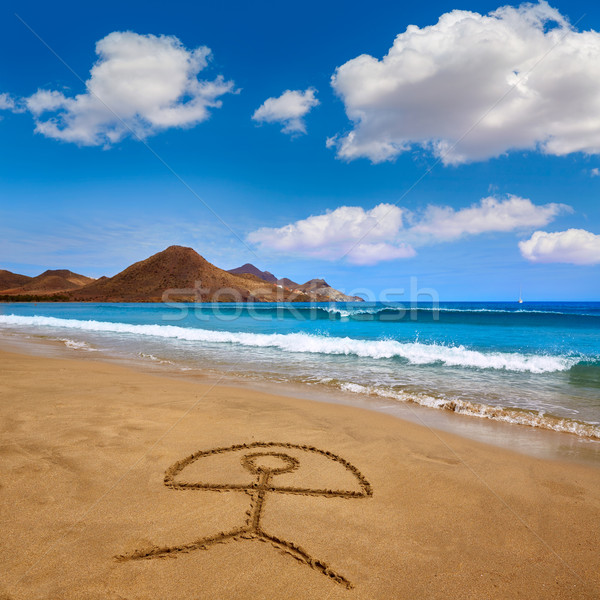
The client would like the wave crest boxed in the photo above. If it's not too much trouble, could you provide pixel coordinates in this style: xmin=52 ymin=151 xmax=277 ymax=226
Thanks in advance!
xmin=0 ymin=314 xmax=577 ymax=373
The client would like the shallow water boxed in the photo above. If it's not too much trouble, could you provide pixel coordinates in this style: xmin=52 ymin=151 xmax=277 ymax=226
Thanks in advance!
xmin=1 ymin=301 xmax=599 ymax=441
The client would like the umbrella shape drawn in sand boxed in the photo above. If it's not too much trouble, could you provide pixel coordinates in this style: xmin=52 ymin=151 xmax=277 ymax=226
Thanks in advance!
xmin=116 ymin=442 xmax=373 ymax=588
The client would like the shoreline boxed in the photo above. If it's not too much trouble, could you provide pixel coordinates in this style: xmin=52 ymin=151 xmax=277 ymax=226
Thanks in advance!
xmin=1 ymin=347 xmax=599 ymax=598
xmin=2 ymin=331 xmax=599 ymax=468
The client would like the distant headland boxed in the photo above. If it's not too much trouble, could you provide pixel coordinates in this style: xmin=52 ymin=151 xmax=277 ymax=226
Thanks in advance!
xmin=0 ymin=246 xmax=364 ymax=303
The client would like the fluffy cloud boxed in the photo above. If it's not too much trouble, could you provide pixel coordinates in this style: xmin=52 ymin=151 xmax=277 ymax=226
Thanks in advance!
xmin=0 ymin=93 xmax=24 ymax=113
xmin=0 ymin=93 xmax=16 ymax=111
xmin=345 ymin=242 xmax=416 ymax=265
xmin=519 ymin=229 xmax=600 ymax=264
xmin=248 ymin=195 xmax=565 ymax=264
xmin=330 ymin=2 xmax=600 ymax=165
xmin=25 ymin=32 xmax=234 ymax=145
xmin=248 ymin=204 xmax=411 ymax=264
xmin=252 ymin=88 xmax=319 ymax=134
xmin=412 ymin=195 xmax=568 ymax=240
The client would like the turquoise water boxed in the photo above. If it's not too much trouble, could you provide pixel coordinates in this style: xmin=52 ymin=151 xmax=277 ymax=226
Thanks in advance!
xmin=1 ymin=301 xmax=599 ymax=438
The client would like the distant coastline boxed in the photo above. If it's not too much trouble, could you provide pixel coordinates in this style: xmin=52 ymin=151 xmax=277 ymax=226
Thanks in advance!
xmin=1 ymin=245 xmax=364 ymax=303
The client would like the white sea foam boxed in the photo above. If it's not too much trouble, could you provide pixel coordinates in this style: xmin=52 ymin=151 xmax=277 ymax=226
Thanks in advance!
xmin=321 ymin=305 xmax=595 ymax=317
xmin=0 ymin=314 xmax=577 ymax=374
xmin=56 ymin=338 xmax=98 ymax=351
xmin=339 ymin=383 xmax=600 ymax=439
xmin=138 ymin=352 xmax=174 ymax=365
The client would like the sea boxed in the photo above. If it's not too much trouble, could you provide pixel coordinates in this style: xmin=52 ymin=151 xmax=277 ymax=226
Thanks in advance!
xmin=1 ymin=301 xmax=599 ymax=452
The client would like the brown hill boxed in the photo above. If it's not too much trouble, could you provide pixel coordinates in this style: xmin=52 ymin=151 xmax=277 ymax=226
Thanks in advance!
xmin=298 ymin=278 xmax=364 ymax=302
xmin=227 ymin=263 xmax=277 ymax=284
xmin=227 ymin=263 xmax=300 ymax=289
xmin=298 ymin=278 xmax=330 ymax=291
xmin=70 ymin=246 xmax=319 ymax=302
xmin=277 ymin=277 xmax=299 ymax=288
xmin=0 ymin=270 xmax=32 ymax=291
xmin=1 ymin=269 xmax=94 ymax=295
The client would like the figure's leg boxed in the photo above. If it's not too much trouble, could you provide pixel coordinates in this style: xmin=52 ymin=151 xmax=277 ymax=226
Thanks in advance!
xmin=115 ymin=527 xmax=250 ymax=561
xmin=258 ymin=533 xmax=353 ymax=589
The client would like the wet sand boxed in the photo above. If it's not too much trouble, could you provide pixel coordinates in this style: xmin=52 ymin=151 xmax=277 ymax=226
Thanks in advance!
xmin=1 ymin=349 xmax=599 ymax=599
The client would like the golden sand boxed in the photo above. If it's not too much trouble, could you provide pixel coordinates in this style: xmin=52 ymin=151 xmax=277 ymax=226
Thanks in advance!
xmin=1 ymin=349 xmax=599 ymax=599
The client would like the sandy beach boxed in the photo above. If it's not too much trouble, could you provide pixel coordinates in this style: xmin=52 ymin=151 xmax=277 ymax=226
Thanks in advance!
xmin=1 ymin=348 xmax=599 ymax=599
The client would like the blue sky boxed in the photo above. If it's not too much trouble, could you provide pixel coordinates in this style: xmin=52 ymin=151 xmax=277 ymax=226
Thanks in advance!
xmin=1 ymin=0 xmax=599 ymax=300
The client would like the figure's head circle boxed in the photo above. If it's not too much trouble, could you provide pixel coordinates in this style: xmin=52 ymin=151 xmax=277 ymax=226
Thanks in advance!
xmin=241 ymin=452 xmax=299 ymax=475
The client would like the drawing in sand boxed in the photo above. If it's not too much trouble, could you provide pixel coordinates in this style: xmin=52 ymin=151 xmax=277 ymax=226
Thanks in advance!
xmin=116 ymin=442 xmax=373 ymax=588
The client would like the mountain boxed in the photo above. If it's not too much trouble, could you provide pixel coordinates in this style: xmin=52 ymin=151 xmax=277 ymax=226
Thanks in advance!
xmin=298 ymin=278 xmax=330 ymax=291
xmin=228 ymin=265 xmax=363 ymax=302
xmin=227 ymin=263 xmax=278 ymax=284
xmin=227 ymin=263 xmax=299 ymax=288
xmin=0 ymin=269 xmax=94 ymax=295
xmin=70 ymin=246 xmax=319 ymax=302
xmin=1 ymin=248 xmax=364 ymax=303
xmin=297 ymin=278 xmax=364 ymax=302
xmin=277 ymin=277 xmax=299 ymax=289
xmin=0 ymin=270 xmax=32 ymax=291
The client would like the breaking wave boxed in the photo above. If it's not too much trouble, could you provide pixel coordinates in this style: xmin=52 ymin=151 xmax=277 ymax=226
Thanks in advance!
xmin=110 ymin=302 xmax=599 ymax=324
xmin=0 ymin=314 xmax=578 ymax=374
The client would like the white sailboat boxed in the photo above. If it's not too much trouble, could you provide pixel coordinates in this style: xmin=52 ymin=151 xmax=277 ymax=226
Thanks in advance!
xmin=518 ymin=285 xmax=523 ymax=304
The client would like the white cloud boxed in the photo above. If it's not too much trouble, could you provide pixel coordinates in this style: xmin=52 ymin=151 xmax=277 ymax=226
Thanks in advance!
xmin=519 ymin=229 xmax=600 ymax=264
xmin=590 ymin=168 xmax=600 ymax=177
xmin=345 ymin=242 xmax=416 ymax=265
xmin=248 ymin=204 xmax=409 ymax=262
xmin=411 ymin=195 xmax=568 ymax=240
xmin=0 ymin=93 xmax=15 ymax=111
xmin=252 ymin=88 xmax=319 ymax=134
xmin=25 ymin=32 xmax=234 ymax=146
xmin=248 ymin=195 xmax=565 ymax=264
xmin=0 ymin=93 xmax=24 ymax=113
xmin=330 ymin=2 xmax=600 ymax=165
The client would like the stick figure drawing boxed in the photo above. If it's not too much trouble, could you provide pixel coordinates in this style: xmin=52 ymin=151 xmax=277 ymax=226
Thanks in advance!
xmin=116 ymin=442 xmax=373 ymax=589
